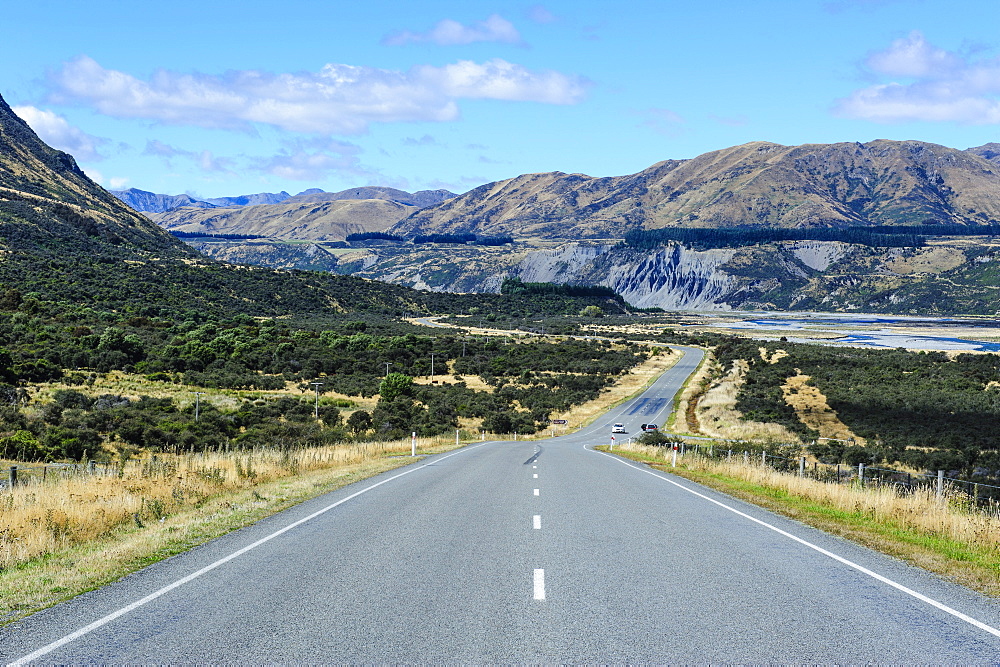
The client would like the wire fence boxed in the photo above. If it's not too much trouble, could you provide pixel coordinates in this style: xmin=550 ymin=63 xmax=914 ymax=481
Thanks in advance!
xmin=1 ymin=460 xmax=129 ymax=488
xmin=657 ymin=440 xmax=1000 ymax=510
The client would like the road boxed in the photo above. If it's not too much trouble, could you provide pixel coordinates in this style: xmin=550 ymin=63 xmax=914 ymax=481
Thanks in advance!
xmin=4 ymin=347 xmax=1000 ymax=663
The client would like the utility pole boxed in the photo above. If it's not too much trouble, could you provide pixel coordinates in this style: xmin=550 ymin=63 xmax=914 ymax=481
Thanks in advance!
xmin=194 ymin=392 xmax=204 ymax=422
xmin=384 ymin=362 xmax=393 ymax=376
xmin=430 ymin=353 xmax=436 ymax=383
xmin=310 ymin=382 xmax=324 ymax=419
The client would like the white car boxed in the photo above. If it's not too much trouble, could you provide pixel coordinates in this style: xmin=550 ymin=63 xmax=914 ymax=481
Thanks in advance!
xmin=612 ymin=423 xmax=626 ymax=433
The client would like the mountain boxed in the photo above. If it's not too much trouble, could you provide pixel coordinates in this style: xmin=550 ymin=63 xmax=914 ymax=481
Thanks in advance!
xmin=1 ymin=99 xmax=193 ymax=256
xmin=391 ymin=140 xmax=1000 ymax=240
xmin=151 ymin=198 xmax=420 ymax=241
xmin=110 ymin=187 xmax=291 ymax=213
xmin=149 ymin=186 xmax=456 ymax=242
xmin=283 ymin=186 xmax=455 ymax=208
xmin=0 ymin=91 xmax=470 ymax=319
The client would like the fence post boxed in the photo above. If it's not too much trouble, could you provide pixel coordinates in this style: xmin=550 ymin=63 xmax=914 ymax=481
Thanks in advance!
xmin=836 ymin=464 xmax=841 ymax=481
xmin=974 ymin=482 xmax=980 ymax=506
xmin=858 ymin=462 xmax=865 ymax=487
xmin=762 ymin=451 xmax=767 ymax=467
xmin=937 ymin=470 xmax=944 ymax=500
xmin=8 ymin=466 xmax=16 ymax=488
xmin=743 ymin=450 xmax=748 ymax=464
xmin=727 ymin=449 xmax=732 ymax=462
xmin=88 ymin=460 xmax=96 ymax=474
xmin=681 ymin=443 xmax=686 ymax=455
xmin=799 ymin=456 xmax=806 ymax=477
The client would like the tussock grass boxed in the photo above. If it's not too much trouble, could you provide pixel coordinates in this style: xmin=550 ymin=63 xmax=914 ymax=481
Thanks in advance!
xmin=684 ymin=356 xmax=802 ymax=442
xmin=611 ymin=441 xmax=1000 ymax=596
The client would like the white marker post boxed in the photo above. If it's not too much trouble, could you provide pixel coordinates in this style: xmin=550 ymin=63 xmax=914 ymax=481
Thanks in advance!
xmin=411 ymin=432 xmax=416 ymax=457
xmin=610 ymin=435 xmax=615 ymax=451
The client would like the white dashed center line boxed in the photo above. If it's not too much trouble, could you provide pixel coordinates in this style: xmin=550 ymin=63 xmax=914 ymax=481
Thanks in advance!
xmin=533 ymin=515 xmax=541 ymax=529
xmin=533 ymin=473 xmax=538 ymax=478
xmin=533 ymin=488 xmax=539 ymax=496
xmin=533 ymin=569 xmax=545 ymax=600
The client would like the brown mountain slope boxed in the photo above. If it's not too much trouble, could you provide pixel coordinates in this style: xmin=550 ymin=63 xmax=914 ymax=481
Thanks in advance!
xmin=391 ymin=140 xmax=1000 ymax=240
xmin=0 ymin=95 xmax=191 ymax=255
xmin=151 ymin=198 xmax=420 ymax=241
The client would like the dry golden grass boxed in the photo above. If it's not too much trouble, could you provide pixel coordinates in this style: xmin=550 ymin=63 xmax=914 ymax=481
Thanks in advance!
xmin=782 ymin=373 xmax=863 ymax=444
xmin=612 ymin=441 xmax=1000 ymax=595
xmin=688 ymin=356 xmax=803 ymax=442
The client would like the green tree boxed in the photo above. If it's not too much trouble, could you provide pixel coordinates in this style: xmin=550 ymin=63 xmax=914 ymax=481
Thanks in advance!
xmin=379 ymin=372 xmax=413 ymax=402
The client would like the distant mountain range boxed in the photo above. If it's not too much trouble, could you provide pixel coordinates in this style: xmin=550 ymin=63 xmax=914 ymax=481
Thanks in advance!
xmin=8 ymin=81 xmax=1000 ymax=316
xmin=392 ymin=140 xmax=1000 ymax=239
xmin=146 ymin=187 xmax=456 ymax=241
xmin=110 ymin=188 xmax=292 ymax=213
xmin=112 ymin=185 xmax=456 ymax=215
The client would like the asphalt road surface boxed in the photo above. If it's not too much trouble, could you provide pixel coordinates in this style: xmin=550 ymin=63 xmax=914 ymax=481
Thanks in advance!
xmin=5 ymin=347 xmax=1000 ymax=663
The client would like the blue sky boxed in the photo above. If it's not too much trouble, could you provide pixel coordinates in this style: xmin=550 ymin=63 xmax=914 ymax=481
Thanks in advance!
xmin=3 ymin=0 xmax=999 ymax=198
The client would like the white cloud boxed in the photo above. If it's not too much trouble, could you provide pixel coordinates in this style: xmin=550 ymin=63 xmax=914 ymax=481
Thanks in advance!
xmin=12 ymin=105 xmax=106 ymax=161
xmin=864 ymin=30 xmax=963 ymax=78
xmin=383 ymin=14 xmax=521 ymax=46
xmin=402 ymin=135 xmax=440 ymax=147
xmin=526 ymin=5 xmax=557 ymax=24
xmin=109 ymin=177 xmax=129 ymax=189
xmin=835 ymin=31 xmax=1000 ymax=124
xmin=255 ymin=138 xmax=377 ymax=181
xmin=45 ymin=55 xmax=587 ymax=135
xmin=637 ymin=108 xmax=686 ymax=135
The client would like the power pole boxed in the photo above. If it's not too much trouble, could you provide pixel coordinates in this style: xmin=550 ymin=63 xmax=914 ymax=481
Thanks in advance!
xmin=310 ymin=382 xmax=324 ymax=419
xmin=194 ymin=392 xmax=204 ymax=422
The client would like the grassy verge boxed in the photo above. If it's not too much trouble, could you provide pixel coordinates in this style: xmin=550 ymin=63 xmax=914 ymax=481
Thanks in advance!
xmin=0 ymin=440 xmax=459 ymax=624
xmin=602 ymin=443 xmax=1000 ymax=597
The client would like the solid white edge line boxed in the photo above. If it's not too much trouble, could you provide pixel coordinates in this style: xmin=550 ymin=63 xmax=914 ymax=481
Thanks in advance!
xmin=533 ymin=568 xmax=546 ymax=600
xmin=11 ymin=443 xmax=492 ymax=666
xmin=593 ymin=447 xmax=1000 ymax=640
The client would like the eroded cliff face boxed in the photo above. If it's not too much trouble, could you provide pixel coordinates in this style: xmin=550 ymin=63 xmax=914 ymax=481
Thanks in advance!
xmin=343 ymin=238 xmax=1000 ymax=315
xmin=514 ymin=243 xmax=741 ymax=310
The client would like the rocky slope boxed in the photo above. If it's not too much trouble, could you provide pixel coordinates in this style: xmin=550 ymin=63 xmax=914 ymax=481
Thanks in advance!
xmin=392 ymin=140 xmax=1000 ymax=240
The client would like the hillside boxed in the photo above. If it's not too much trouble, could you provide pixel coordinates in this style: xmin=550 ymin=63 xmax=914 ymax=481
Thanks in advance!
xmin=391 ymin=141 xmax=1000 ymax=239
xmin=0 ymin=93 xmax=440 ymax=318
xmin=0 ymin=99 xmax=192 ymax=256
xmin=151 ymin=198 xmax=421 ymax=241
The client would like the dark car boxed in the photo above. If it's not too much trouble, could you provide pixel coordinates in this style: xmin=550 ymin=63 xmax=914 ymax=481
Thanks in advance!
xmin=641 ymin=423 xmax=658 ymax=431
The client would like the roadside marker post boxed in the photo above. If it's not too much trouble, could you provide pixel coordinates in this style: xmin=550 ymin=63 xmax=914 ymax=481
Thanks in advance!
xmin=610 ymin=435 xmax=615 ymax=451
xmin=411 ymin=432 xmax=416 ymax=457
